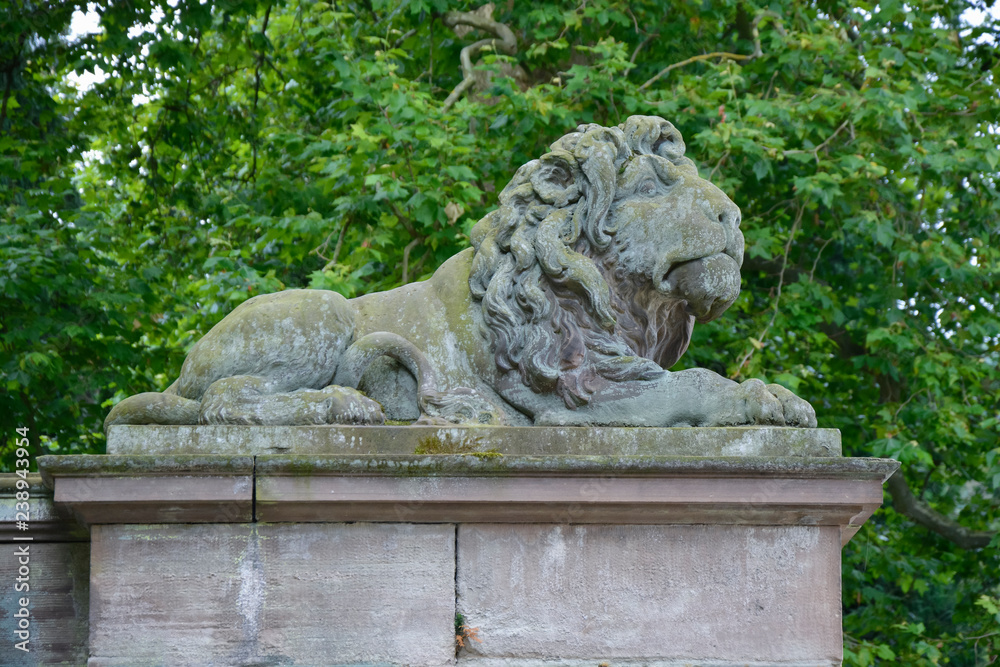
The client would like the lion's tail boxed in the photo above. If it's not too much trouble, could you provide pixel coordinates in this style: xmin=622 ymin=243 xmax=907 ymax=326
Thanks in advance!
xmin=333 ymin=332 xmax=502 ymax=425
xmin=104 ymin=390 xmax=201 ymax=433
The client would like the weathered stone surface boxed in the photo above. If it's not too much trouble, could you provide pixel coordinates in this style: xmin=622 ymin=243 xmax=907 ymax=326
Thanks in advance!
xmin=456 ymin=524 xmax=842 ymax=664
xmin=1 ymin=474 xmax=90 ymax=665
xmin=106 ymin=424 xmax=841 ymax=457
xmin=106 ymin=116 xmax=818 ymax=432
xmin=27 ymin=434 xmax=895 ymax=665
xmin=0 ymin=542 xmax=89 ymax=667
xmin=255 ymin=454 xmax=894 ymax=540
xmin=255 ymin=452 xmax=891 ymax=478
xmin=256 ymin=523 xmax=455 ymax=664
xmin=37 ymin=454 xmax=254 ymax=480
xmin=1 ymin=473 xmax=88 ymax=542
xmin=89 ymin=522 xmax=455 ymax=667
xmin=457 ymin=661 xmax=835 ymax=666
xmin=37 ymin=451 xmax=895 ymax=543
xmin=38 ymin=455 xmax=254 ymax=525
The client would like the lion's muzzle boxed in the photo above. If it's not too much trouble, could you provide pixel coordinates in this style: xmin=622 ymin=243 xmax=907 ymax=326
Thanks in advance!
xmin=660 ymin=252 xmax=741 ymax=323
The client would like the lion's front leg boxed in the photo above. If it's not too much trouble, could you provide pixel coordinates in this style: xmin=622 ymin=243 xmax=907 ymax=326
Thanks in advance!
xmin=657 ymin=369 xmax=817 ymax=427
xmin=533 ymin=369 xmax=816 ymax=427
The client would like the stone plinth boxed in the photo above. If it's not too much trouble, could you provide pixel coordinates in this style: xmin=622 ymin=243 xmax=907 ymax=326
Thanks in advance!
xmin=36 ymin=426 xmax=898 ymax=667
xmin=105 ymin=424 xmax=842 ymax=457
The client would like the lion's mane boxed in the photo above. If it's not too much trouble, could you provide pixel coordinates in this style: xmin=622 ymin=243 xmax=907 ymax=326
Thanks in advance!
xmin=469 ymin=116 xmax=700 ymax=408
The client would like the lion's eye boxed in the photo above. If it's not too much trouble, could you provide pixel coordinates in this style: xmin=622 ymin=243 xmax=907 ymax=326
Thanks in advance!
xmin=638 ymin=179 xmax=657 ymax=196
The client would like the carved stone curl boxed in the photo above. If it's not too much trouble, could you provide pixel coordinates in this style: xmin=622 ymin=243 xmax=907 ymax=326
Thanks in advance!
xmin=106 ymin=116 xmax=816 ymax=429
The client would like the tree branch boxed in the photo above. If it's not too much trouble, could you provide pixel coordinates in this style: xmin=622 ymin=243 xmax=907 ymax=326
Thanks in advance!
xmin=783 ymin=119 xmax=851 ymax=162
xmin=731 ymin=204 xmax=803 ymax=377
xmin=750 ymin=10 xmax=786 ymax=58
xmin=639 ymin=52 xmax=750 ymax=91
xmin=0 ymin=64 xmax=14 ymax=137
xmin=319 ymin=218 xmax=352 ymax=272
xmin=389 ymin=202 xmax=419 ymax=239
xmin=441 ymin=6 xmax=517 ymax=112
xmin=0 ymin=34 xmax=26 ymax=137
xmin=392 ymin=29 xmax=417 ymax=49
xmin=887 ymin=471 xmax=993 ymax=550
xmin=629 ymin=33 xmax=658 ymax=64
xmin=401 ymin=237 xmax=420 ymax=284
xmin=250 ymin=4 xmax=273 ymax=183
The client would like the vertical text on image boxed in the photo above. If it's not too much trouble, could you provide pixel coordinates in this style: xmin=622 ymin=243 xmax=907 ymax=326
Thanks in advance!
xmin=12 ymin=425 xmax=32 ymax=653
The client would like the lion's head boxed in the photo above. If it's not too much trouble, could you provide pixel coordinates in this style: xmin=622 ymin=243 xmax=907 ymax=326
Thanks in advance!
xmin=469 ymin=115 xmax=743 ymax=409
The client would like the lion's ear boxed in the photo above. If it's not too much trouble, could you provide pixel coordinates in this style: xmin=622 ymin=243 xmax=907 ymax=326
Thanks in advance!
xmin=529 ymin=150 xmax=581 ymax=209
xmin=622 ymin=115 xmax=687 ymax=162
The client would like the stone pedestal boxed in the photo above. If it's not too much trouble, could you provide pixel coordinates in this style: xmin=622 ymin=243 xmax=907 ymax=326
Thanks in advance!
xmin=35 ymin=425 xmax=897 ymax=667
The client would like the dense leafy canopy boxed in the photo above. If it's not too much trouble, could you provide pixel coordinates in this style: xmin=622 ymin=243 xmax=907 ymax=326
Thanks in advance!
xmin=2 ymin=0 xmax=998 ymax=662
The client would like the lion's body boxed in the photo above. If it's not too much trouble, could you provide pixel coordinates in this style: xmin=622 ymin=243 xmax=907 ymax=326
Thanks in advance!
xmin=349 ymin=249 xmax=528 ymax=424
xmin=106 ymin=116 xmax=817 ymax=429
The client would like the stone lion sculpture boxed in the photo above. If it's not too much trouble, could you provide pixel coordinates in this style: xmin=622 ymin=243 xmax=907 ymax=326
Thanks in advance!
xmin=106 ymin=115 xmax=816 ymax=429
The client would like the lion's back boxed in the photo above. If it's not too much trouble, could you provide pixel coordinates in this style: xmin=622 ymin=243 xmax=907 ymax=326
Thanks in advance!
xmin=175 ymin=289 xmax=355 ymax=399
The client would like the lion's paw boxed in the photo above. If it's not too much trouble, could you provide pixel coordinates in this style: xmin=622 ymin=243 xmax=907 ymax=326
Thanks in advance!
xmin=728 ymin=379 xmax=816 ymax=427
xmin=764 ymin=383 xmax=817 ymax=427
xmin=323 ymin=386 xmax=386 ymax=425
xmin=733 ymin=378 xmax=784 ymax=425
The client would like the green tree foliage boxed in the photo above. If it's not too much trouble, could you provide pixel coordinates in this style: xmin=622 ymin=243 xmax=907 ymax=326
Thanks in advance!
xmin=0 ymin=1 xmax=167 ymax=458
xmin=2 ymin=0 xmax=998 ymax=661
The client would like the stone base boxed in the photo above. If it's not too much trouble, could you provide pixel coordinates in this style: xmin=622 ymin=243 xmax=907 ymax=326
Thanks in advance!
xmin=78 ymin=522 xmax=845 ymax=666
xmin=32 ymin=426 xmax=897 ymax=667
xmin=81 ymin=521 xmax=844 ymax=667
xmin=458 ymin=524 xmax=840 ymax=664
xmin=88 ymin=523 xmax=456 ymax=667
xmin=456 ymin=661 xmax=835 ymax=666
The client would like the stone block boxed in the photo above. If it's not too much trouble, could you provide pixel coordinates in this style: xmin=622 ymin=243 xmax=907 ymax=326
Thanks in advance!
xmin=256 ymin=523 xmax=456 ymax=665
xmin=254 ymin=455 xmax=892 ymax=544
xmin=456 ymin=524 xmax=842 ymax=665
xmin=39 ymin=456 xmax=254 ymax=525
xmin=1 ymin=474 xmax=90 ymax=666
xmin=0 ymin=541 xmax=90 ymax=667
xmin=88 ymin=522 xmax=455 ymax=666
xmin=106 ymin=424 xmax=842 ymax=458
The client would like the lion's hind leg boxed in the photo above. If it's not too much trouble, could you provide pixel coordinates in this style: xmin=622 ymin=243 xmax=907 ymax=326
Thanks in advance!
xmin=198 ymin=375 xmax=385 ymax=425
xmin=333 ymin=331 xmax=506 ymax=425
xmin=104 ymin=392 xmax=201 ymax=430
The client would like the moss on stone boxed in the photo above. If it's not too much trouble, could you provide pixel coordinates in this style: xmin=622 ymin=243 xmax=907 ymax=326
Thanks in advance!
xmin=254 ymin=454 xmax=899 ymax=481
xmin=414 ymin=432 xmax=487 ymax=455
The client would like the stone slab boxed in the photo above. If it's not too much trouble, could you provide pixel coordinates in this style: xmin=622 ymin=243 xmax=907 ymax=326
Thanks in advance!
xmin=255 ymin=455 xmax=895 ymax=545
xmin=458 ymin=661 xmax=835 ymax=666
xmin=254 ymin=453 xmax=893 ymax=479
xmin=456 ymin=524 xmax=842 ymax=664
xmin=55 ymin=475 xmax=253 ymax=524
xmin=88 ymin=522 xmax=455 ymax=667
xmin=0 ymin=541 xmax=90 ymax=666
xmin=258 ymin=467 xmax=883 ymax=528
xmin=38 ymin=456 xmax=254 ymax=524
xmin=106 ymin=424 xmax=842 ymax=457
